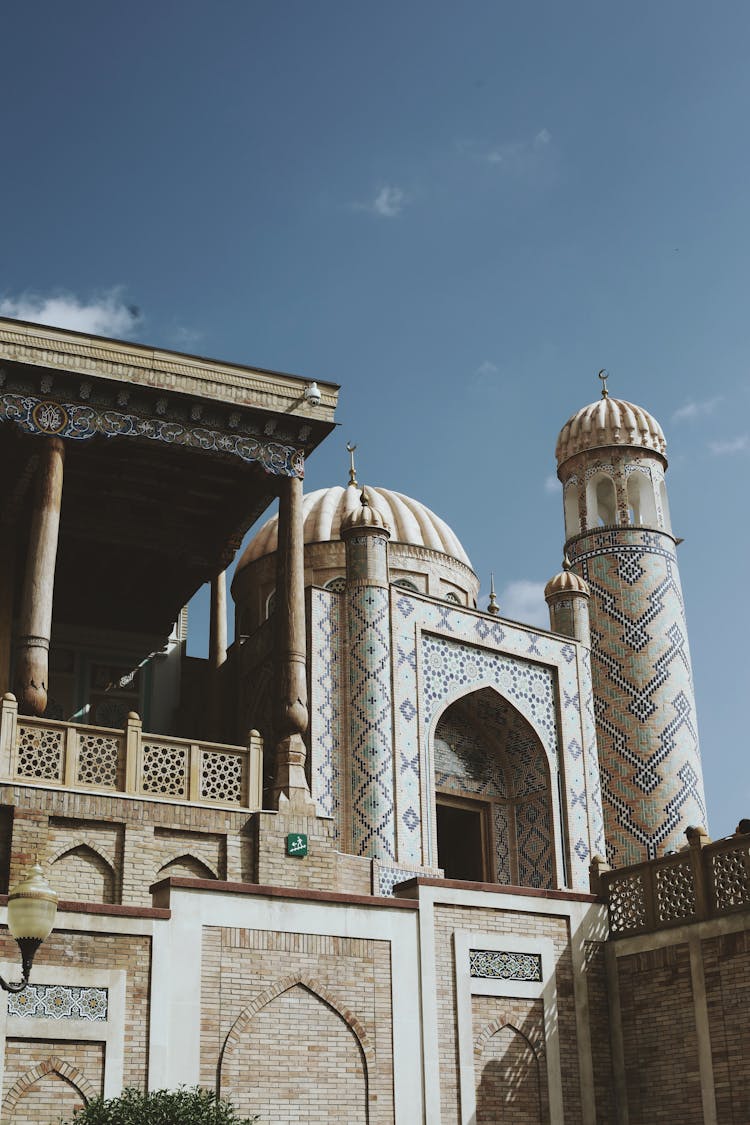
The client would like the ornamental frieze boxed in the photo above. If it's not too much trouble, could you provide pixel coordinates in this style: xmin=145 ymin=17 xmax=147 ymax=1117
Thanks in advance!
xmin=0 ymin=391 xmax=305 ymax=478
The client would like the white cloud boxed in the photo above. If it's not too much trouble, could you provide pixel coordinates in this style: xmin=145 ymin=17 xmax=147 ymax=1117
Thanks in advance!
xmin=544 ymin=474 xmax=559 ymax=494
xmin=483 ymin=127 xmax=553 ymax=170
xmin=474 ymin=360 xmax=499 ymax=380
xmin=672 ymin=397 xmax=722 ymax=422
xmin=0 ymin=288 xmax=140 ymax=338
xmin=498 ymin=580 xmax=548 ymax=629
xmin=353 ymin=185 xmax=406 ymax=218
xmin=709 ymin=434 xmax=748 ymax=455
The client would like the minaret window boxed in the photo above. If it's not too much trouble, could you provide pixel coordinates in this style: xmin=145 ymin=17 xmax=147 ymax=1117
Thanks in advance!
xmin=626 ymin=469 xmax=657 ymax=527
xmin=586 ymin=473 xmax=617 ymax=527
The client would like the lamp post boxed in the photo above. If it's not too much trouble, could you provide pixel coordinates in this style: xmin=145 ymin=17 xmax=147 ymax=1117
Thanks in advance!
xmin=1 ymin=864 xmax=57 ymax=992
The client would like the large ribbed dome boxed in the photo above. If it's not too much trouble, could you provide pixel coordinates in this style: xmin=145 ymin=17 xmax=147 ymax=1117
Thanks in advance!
xmin=237 ymin=483 xmax=473 ymax=569
xmin=556 ymin=397 xmax=666 ymax=466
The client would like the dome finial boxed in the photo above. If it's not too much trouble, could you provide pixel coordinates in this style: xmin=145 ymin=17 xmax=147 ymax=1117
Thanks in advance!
xmin=598 ymin=368 xmax=609 ymax=398
xmin=345 ymin=442 xmax=358 ymax=487
xmin=487 ymin=572 xmax=500 ymax=615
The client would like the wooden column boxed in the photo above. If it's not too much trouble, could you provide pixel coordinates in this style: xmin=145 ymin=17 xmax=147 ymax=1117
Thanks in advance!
xmin=207 ymin=569 xmax=228 ymax=740
xmin=0 ymin=531 xmax=15 ymax=696
xmin=272 ymin=473 xmax=314 ymax=810
xmin=14 ymin=437 xmax=65 ymax=716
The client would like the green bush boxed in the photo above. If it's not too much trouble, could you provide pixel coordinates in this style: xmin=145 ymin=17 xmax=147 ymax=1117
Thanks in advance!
xmin=63 ymin=1086 xmax=258 ymax=1124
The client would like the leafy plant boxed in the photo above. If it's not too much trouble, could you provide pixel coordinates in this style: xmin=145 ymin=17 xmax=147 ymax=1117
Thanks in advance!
xmin=64 ymin=1086 xmax=258 ymax=1124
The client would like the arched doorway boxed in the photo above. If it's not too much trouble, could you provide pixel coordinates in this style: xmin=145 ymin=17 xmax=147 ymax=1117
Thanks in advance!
xmin=433 ymin=687 xmax=555 ymax=888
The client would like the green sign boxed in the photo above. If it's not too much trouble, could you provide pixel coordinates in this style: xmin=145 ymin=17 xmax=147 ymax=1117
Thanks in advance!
xmin=286 ymin=833 xmax=308 ymax=858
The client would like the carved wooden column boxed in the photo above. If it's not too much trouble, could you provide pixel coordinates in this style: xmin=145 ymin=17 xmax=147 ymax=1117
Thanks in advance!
xmin=0 ymin=530 xmax=14 ymax=695
xmin=207 ymin=569 xmax=228 ymax=740
xmin=272 ymin=473 xmax=314 ymax=810
xmin=14 ymin=437 xmax=65 ymax=716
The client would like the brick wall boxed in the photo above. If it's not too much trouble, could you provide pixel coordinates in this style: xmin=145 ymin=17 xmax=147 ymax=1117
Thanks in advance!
xmin=201 ymin=925 xmax=394 ymax=1123
xmin=582 ymin=940 xmax=615 ymax=1124
xmin=616 ymin=944 xmax=702 ymax=1125
xmin=471 ymin=995 xmax=548 ymax=1124
xmin=703 ymin=930 xmax=750 ymax=1124
xmin=0 ymin=928 xmax=150 ymax=1095
xmin=2 ymin=1041 xmax=103 ymax=1124
xmin=432 ymin=904 xmax=581 ymax=1125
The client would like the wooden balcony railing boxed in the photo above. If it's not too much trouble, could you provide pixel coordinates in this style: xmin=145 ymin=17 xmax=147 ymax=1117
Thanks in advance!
xmin=0 ymin=692 xmax=263 ymax=810
xmin=591 ymin=826 xmax=750 ymax=939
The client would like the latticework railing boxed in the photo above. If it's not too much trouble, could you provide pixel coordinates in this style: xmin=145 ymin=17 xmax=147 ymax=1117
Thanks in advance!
xmin=592 ymin=827 xmax=750 ymax=938
xmin=0 ymin=693 xmax=262 ymax=809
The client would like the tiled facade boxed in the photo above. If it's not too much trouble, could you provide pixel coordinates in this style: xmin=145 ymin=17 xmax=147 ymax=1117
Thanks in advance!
xmin=568 ymin=526 xmax=706 ymax=865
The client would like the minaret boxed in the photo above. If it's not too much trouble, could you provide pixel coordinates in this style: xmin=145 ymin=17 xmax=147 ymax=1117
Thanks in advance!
xmin=341 ymin=477 xmax=396 ymax=861
xmin=555 ymin=372 xmax=707 ymax=865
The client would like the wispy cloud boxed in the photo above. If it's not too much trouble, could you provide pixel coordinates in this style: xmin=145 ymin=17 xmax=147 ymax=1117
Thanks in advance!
xmin=460 ymin=128 xmax=553 ymax=174
xmin=168 ymin=324 xmax=204 ymax=352
xmin=474 ymin=359 xmax=499 ymax=380
xmin=672 ymin=397 xmax=722 ymax=423
xmin=709 ymin=434 xmax=748 ymax=455
xmin=353 ymin=185 xmax=407 ymax=218
xmin=544 ymin=474 xmax=559 ymax=494
xmin=499 ymin=580 xmax=548 ymax=629
xmin=0 ymin=288 xmax=140 ymax=338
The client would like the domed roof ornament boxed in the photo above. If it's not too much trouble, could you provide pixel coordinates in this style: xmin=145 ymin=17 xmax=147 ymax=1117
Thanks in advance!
xmin=487 ymin=572 xmax=500 ymax=615
xmin=341 ymin=485 xmax=391 ymax=537
xmin=555 ymin=370 xmax=667 ymax=467
xmin=598 ymin=368 xmax=609 ymax=398
xmin=345 ymin=442 xmax=358 ymax=488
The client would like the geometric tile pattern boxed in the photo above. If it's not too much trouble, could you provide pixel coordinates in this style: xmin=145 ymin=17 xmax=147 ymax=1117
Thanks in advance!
xmin=310 ymin=588 xmax=341 ymax=821
xmin=347 ymin=584 xmax=395 ymax=859
xmin=469 ymin=950 xmax=543 ymax=981
xmin=568 ymin=526 xmax=707 ymax=865
xmin=434 ymin=691 xmax=554 ymax=888
xmin=388 ymin=591 xmax=601 ymax=889
xmin=7 ymin=984 xmax=108 ymax=1021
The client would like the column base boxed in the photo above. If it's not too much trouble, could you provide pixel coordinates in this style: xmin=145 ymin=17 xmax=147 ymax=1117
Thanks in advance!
xmin=270 ymin=734 xmax=316 ymax=812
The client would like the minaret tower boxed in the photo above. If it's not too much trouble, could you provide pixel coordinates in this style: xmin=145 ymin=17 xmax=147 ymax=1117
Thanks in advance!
xmin=555 ymin=372 xmax=707 ymax=865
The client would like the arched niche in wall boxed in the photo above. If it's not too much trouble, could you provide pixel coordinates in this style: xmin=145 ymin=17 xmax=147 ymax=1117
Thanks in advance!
xmin=219 ymin=977 xmax=371 ymax=1124
xmin=50 ymin=843 xmax=116 ymax=904
xmin=475 ymin=1023 xmax=545 ymax=1124
xmin=432 ymin=686 xmax=555 ymax=889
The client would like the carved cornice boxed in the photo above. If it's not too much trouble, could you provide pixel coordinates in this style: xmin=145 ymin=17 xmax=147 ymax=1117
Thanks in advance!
xmin=0 ymin=318 xmax=338 ymax=419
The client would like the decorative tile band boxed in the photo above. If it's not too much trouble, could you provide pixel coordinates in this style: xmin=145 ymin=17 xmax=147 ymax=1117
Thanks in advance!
xmin=0 ymin=392 xmax=304 ymax=477
xmin=469 ymin=950 xmax=542 ymax=982
xmin=8 ymin=984 xmax=108 ymax=1021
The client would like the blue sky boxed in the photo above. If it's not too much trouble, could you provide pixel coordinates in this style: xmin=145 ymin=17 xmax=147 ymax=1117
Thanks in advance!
xmin=2 ymin=2 xmax=748 ymax=836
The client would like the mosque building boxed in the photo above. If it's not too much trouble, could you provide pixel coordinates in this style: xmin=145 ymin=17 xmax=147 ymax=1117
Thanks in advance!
xmin=0 ymin=317 xmax=746 ymax=1124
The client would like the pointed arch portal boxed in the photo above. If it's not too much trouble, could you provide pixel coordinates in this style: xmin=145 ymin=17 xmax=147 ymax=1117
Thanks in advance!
xmin=433 ymin=686 xmax=556 ymax=887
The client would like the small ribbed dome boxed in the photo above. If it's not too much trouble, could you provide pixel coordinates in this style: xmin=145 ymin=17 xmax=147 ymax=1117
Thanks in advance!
xmin=556 ymin=397 xmax=666 ymax=466
xmin=544 ymin=570 xmax=590 ymax=600
xmin=238 ymin=483 xmax=473 ymax=569
xmin=341 ymin=487 xmax=391 ymax=536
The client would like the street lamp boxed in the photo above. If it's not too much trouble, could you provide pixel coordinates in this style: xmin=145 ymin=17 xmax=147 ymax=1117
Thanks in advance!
xmin=1 ymin=864 xmax=57 ymax=993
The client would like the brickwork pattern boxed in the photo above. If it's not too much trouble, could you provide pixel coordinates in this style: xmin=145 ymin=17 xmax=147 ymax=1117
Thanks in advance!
xmin=2 ymin=1041 xmax=103 ymax=1124
xmin=202 ymin=926 xmax=394 ymax=1123
xmin=4 ymin=786 xmax=249 ymax=907
xmin=582 ymin=941 xmax=615 ymax=1124
xmin=0 ymin=929 xmax=150 ymax=1095
xmin=568 ymin=527 xmax=706 ymax=865
xmin=616 ymin=943 xmax=702 ymax=1124
xmin=471 ymin=995 xmax=548 ymax=1124
xmin=432 ymin=905 xmax=581 ymax=1125
xmin=703 ymin=930 xmax=750 ymax=1124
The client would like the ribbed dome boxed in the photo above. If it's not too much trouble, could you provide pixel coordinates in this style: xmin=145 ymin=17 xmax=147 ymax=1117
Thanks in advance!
xmin=544 ymin=570 xmax=590 ymax=600
xmin=237 ymin=483 xmax=473 ymax=569
xmin=341 ymin=487 xmax=391 ymax=536
xmin=556 ymin=397 xmax=666 ymax=466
